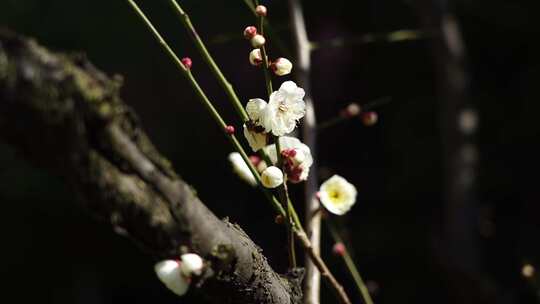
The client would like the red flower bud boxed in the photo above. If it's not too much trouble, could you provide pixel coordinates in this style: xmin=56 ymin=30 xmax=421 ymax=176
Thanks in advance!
xmin=249 ymin=155 xmax=262 ymax=166
xmin=181 ymin=57 xmax=192 ymax=69
xmin=243 ymin=26 xmax=257 ymax=39
xmin=225 ymin=125 xmax=235 ymax=134
xmin=275 ymin=215 xmax=285 ymax=225
xmin=361 ymin=111 xmax=378 ymax=126
xmin=333 ymin=242 xmax=346 ymax=256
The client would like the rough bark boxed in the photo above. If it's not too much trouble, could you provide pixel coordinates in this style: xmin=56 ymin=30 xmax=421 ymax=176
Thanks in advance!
xmin=0 ymin=29 xmax=302 ymax=304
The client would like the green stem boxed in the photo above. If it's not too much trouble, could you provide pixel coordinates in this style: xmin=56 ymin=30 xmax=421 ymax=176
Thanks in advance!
xmin=168 ymin=0 xmax=277 ymax=167
xmin=326 ymin=220 xmax=374 ymax=304
xmin=258 ymin=15 xmax=273 ymax=96
xmin=282 ymin=177 xmax=296 ymax=268
xmin=168 ymin=0 xmax=249 ymax=122
xmin=125 ymin=0 xmax=284 ymax=216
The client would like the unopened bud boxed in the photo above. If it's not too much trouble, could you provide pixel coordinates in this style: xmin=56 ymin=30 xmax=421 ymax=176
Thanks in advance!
xmin=243 ymin=26 xmax=258 ymax=39
xmin=249 ymin=49 xmax=263 ymax=66
xmin=255 ymin=5 xmax=267 ymax=17
xmin=249 ymin=155 xmax=261 ymax=166
xmin=181 ymin=57 xmax=192 ymax=69
xmin=275 ymin=214 xmax=285 ymax=225
xmin=180 ymin=253 xmax=204 ymax=276
xmin=154 ymin=260 xmax=189 ymax=296
xmin=361 ymin=111 xmax=378 ymax=126
xmin=271 ymin=57 xmax=293 ymax=76
xmin=341 ymin=103 xmax=361 ymax=118
xmin=250 ymin=34 xmax=266 ymax=48
xmin=332 ymin=242 xmax=346 ymax=256
xmin=260 ymin=166 xmax=283 ymax=188
xmin=225 ymin=125 xmax=235 ymax=135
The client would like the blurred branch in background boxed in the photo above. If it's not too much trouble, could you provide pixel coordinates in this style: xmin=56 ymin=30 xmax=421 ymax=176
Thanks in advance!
xmin=287 ymin=0 xmax=321 ymax=303
xmin=310 ymin=29 xmax=433 ymax=52
xmin=413 ymin=1 xmax=494 ymax=303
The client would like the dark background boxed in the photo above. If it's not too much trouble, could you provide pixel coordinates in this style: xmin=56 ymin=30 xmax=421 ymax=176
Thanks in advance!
xmin=1 ymin=0 xmax=539 ymax=303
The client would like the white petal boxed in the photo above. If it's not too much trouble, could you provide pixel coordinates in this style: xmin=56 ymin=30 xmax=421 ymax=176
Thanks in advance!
xmin=228 ymin=152 xmax=257 ymax=186
xmin=279 ymin=81 xmax=299 ymax=95
xmin=180 ymin=253 xmax=204 ymax=276
xmin=246 ymin=98 xmax=267 ymax=121
xmin=154 ymin=260 xmax=190 ymax=296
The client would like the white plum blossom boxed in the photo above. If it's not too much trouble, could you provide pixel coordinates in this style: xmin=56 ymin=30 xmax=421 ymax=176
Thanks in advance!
xmin=154 ymin=253 xmax=205 ymax=296
xmin=228 ymin=152 xmax=257 ymax=186
xmin=318 ymin=175 xmax=357 ymax=215
xmin=261 ymin=166 xmax=284 ymax=188
xmin=271 ymin=58 xmax=293 ymax=76
xmin=260 ymin=81 xmax=306 ymax=136
xmin=154 ymin=260 xmax=190 ymax=296
xmin=263 ymin=136 xmax=313 ymax=183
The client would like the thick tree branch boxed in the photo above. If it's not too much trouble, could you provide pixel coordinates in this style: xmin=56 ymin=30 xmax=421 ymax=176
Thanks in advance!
xmin=0 ymin=29 xmax=302 ymax=304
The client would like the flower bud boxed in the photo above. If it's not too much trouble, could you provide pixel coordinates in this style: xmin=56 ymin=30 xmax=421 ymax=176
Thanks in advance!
xmin=271 ymin=58 xmax=293 ymax=76
xmin=275 ymin=215 xmax=285 ymax=225
xmin=249 ymin=155 xmax=261 ymax=166
xmin=341 ymin=103 xmax=361 ymax=118
xmin=154 ymin=260 xmax=190 ymax=296
xmin=255 ymin=5 xmax=267 ymax=17
xmin=243 ymin=26 xmax=257 ymax=39
xmin=250 ymin=34 xmax=266 ymax=48
xmin=180 ymin=253 xmax=204 ymax=276
xmin=249 ymin=49 xmax=263 ymax=66
xmin=181 ymin=57 xmax=192 ymax=69
xmin=225 ymin=125 xmax=235 ymax=134
xmin=361 ymin=111 xmax=378 ymax=126
xmin=332 ymin=242 xmax=346 ymax=256
xmin=261 ymin=166 xmax=283 ymax=188
xmin=229 ymin=152 xmax=257 ymax=186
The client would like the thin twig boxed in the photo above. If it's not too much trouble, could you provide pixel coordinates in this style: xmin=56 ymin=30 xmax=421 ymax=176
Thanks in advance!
xmin=310 ymin=29 xmax=433 ymax=51
xmin=326 ymin=220 xmax=374 ymax=304
xmin=168 ymin=0 xmax=249 ymax=122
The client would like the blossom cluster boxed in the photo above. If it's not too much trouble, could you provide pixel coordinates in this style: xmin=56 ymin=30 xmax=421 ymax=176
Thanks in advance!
xmin=228 ymin=12 xmax=359 ymax=216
